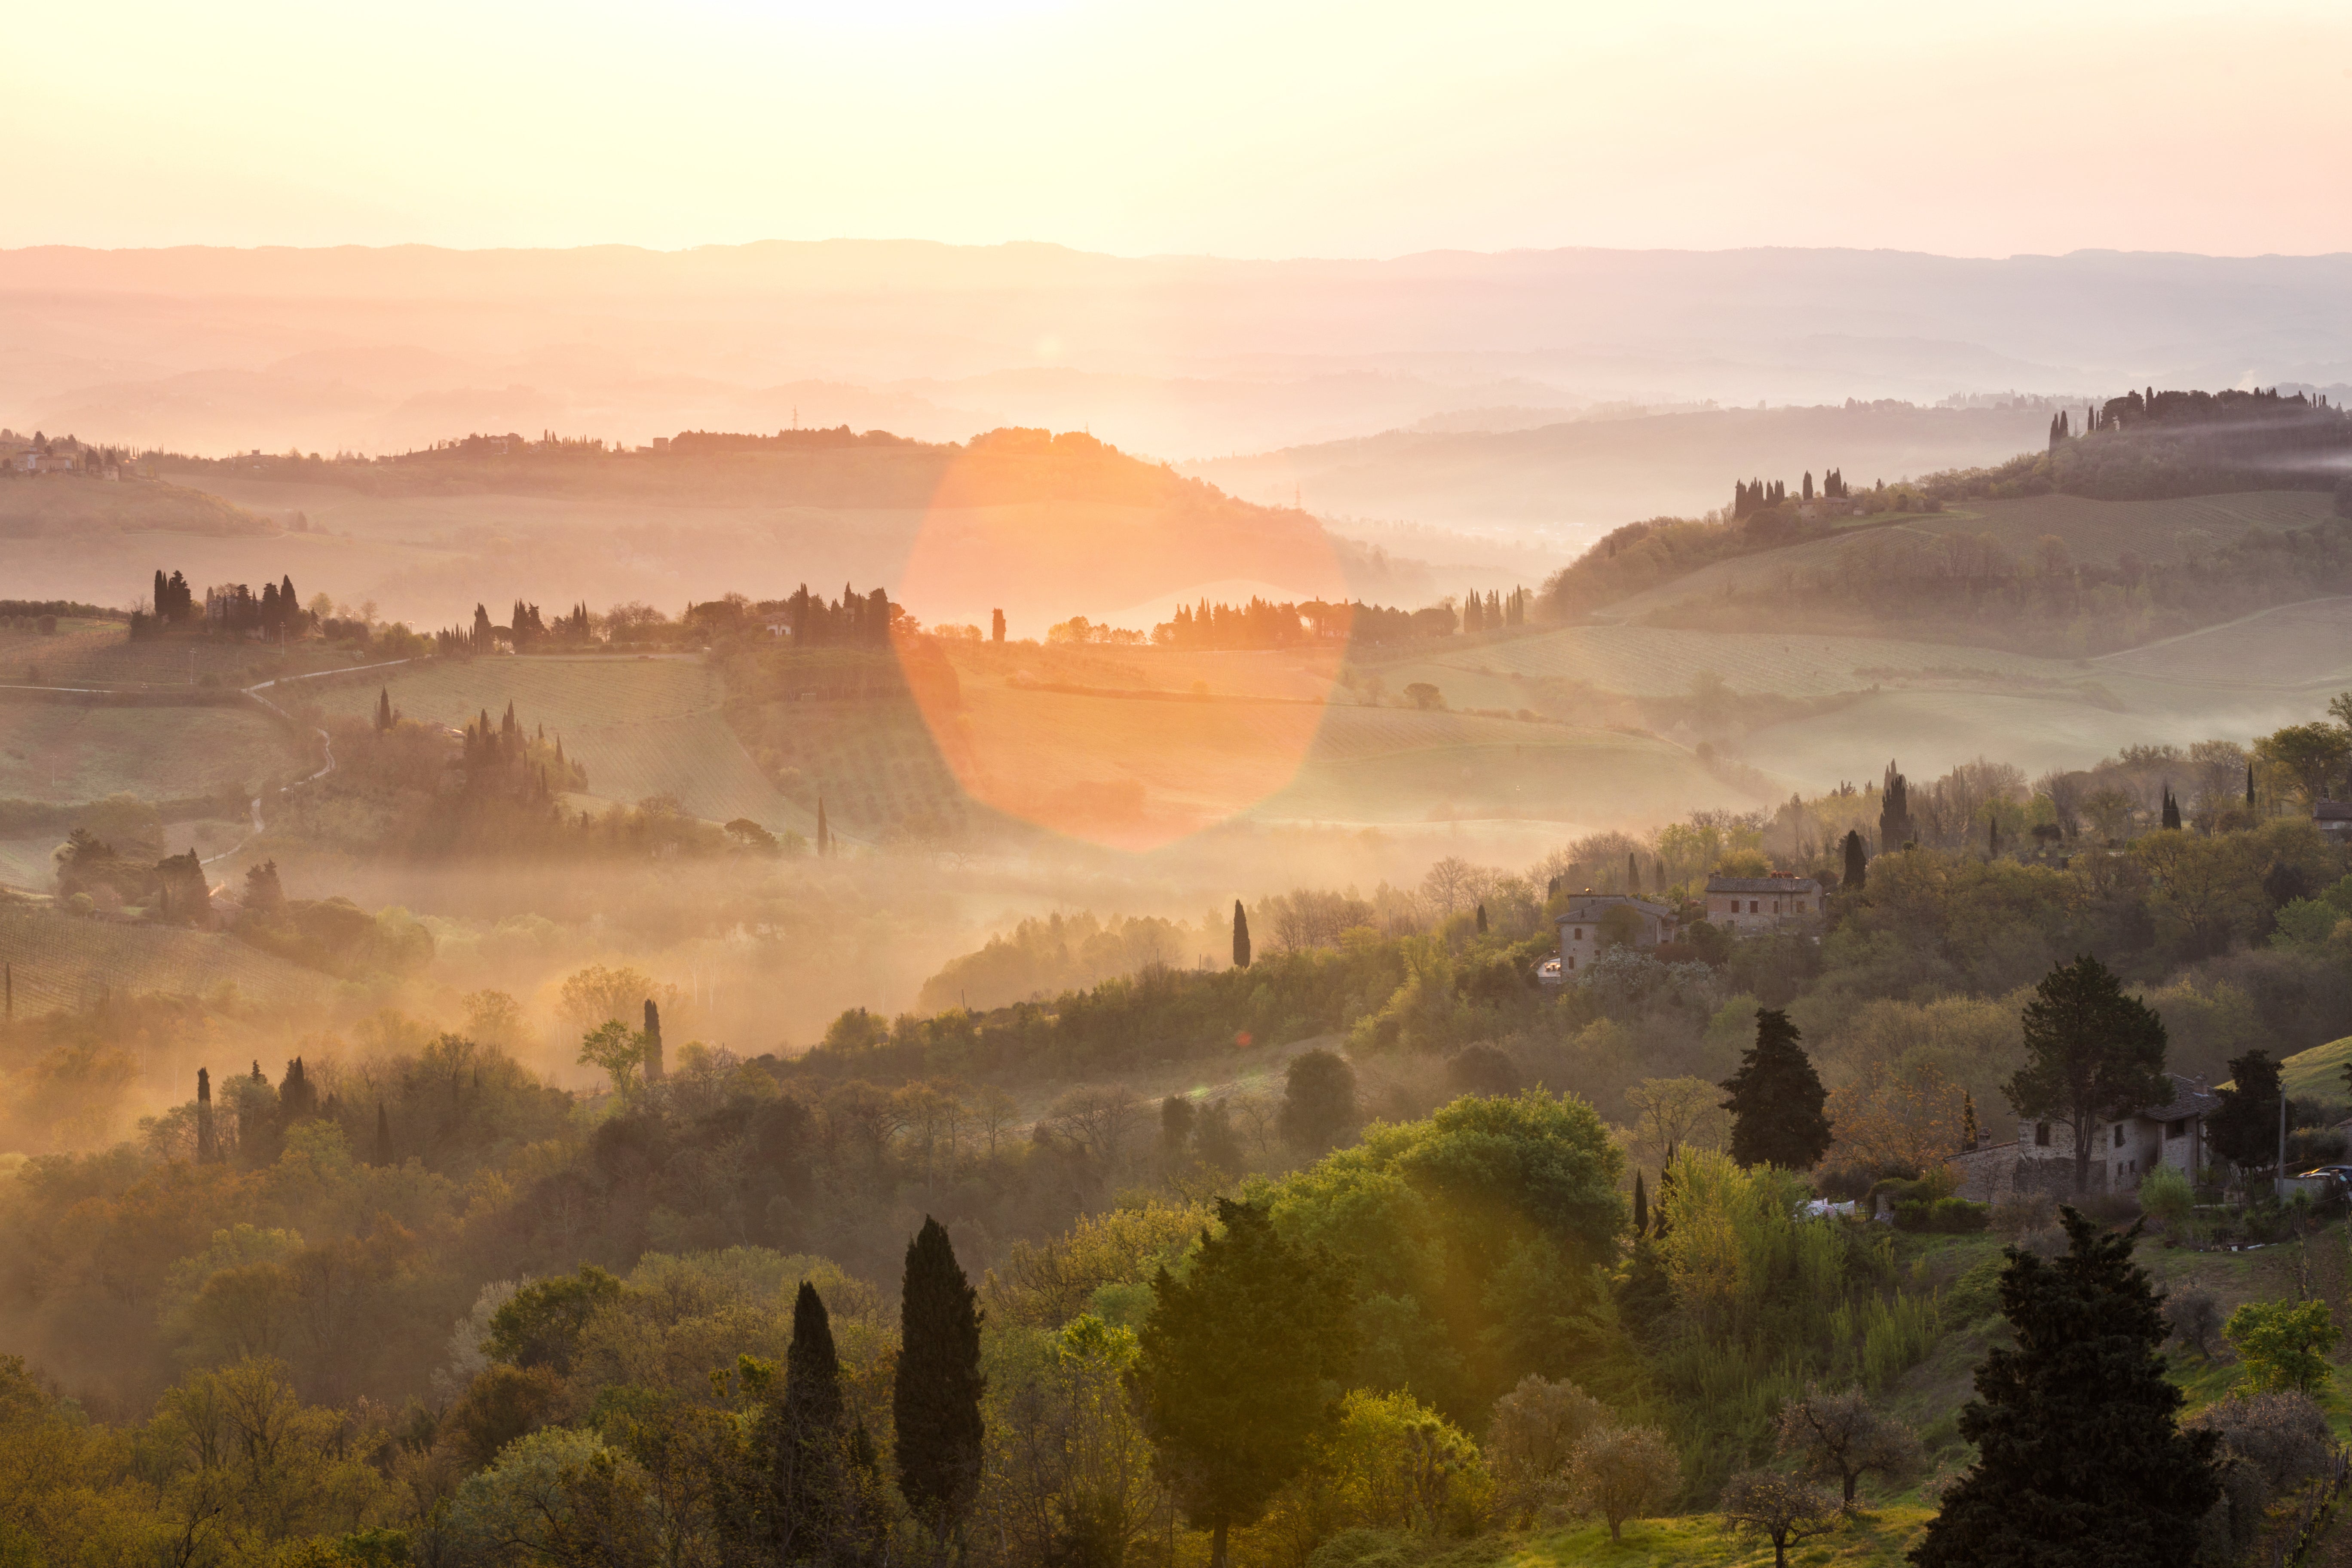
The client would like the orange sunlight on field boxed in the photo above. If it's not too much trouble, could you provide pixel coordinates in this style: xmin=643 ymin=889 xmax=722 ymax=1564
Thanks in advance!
xmin=898 ymin=429 xmax=1350 ymax=848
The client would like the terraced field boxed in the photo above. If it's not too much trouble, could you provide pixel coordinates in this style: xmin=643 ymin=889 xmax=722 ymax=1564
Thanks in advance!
xmin=0 ymin=702 xmax=307 ymax=803
xmin=309 ymin=655 xmax=816 ymax=833
xmin=0 ymin=900 xmax=333 ymax=1015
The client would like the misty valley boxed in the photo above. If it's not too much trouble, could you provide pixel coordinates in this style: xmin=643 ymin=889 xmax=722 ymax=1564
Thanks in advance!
xmin=8 ymin=335 xmax=2352 ymax=1568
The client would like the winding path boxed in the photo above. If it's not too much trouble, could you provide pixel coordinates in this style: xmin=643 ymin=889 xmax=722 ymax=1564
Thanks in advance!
xmin=198 ymin=659 xmax=408 ymax=868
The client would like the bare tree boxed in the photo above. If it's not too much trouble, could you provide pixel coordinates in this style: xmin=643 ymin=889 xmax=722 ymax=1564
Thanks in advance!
xmin=1421 ymin=857 xmax=1489 ymax=914
xmin=1045 ymin=1085 xmax=1142 ymax=1165
xmin=1626 ymin=1076 xmax=1730 ymax=1170
xmin=1775 ymin=1384 xmax=1919 ymax=1507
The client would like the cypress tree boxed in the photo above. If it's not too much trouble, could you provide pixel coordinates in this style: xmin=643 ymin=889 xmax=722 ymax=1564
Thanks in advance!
xmin=1626 ymin=850 xmax=1641 ymax=892
xmin=2161 ymin=787 xmax=2181 ymax=831
xmin=1632 ymin=1170 xmax=1648 ymax=1236
xmin=196 ymin=1067 xmax=216 ymax=1163
xmin=1721 ymin=1009 xmax=1831 ymax=1169
xmin=1232 ymin=900 xmax=1252 ymax=968
xmin=893 ymin=1217 xmax=986 ymax=1533
xmin=1911 ymin=1210 xmax=2219 ymax=1567
xmin=1842 ymin=829 xmax=1867 ymax=889
xmin=1475 ymin=903 xmax=1488 ymax=934
xmin=642 ymin=999 xmax=664 ymax=1084
xmin=2246 ymin=762 xmax=2257 ymax=809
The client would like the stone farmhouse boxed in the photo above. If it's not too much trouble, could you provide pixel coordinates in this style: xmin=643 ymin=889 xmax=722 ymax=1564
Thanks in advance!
xmin=1547 ymin=893 xmax=1680 ymax=983
xmin=1950 ymin=1072 xmax=2221 ymax=1201
xmin=1703 ymin=873 xmax=1823 ymax=933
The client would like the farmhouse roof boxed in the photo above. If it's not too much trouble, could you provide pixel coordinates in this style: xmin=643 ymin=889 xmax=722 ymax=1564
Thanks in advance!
xmin=2315 ymin=802 xmax=2352 ymax=822
xmin=2139 ymin=1073 xmax=2223 ymax=1123
xmin=1706 ymin=876 xmax=1822 ymax=895
xmin=1557 ymin=896 xmax=1675 ymax=922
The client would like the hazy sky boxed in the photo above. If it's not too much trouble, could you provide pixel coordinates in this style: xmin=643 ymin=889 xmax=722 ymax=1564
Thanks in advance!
xmin=11 ymin=0 xmax=2350 ymax=258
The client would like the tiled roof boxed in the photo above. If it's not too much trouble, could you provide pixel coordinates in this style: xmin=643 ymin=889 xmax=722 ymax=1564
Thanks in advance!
xmin=2315 ymin=802 xmax=2352 ymax=821
xmin=1706 ymin=876 xmax=1821 ymax=894
xmin=1557 ymin=896 xmax=1675 ymax=921
xmin=2140 ymin=1073 xmax=2223 ymax=1122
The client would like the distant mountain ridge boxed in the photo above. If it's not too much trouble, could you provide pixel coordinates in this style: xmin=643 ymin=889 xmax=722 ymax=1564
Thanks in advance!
xmin=9 ymin=243 xmax=2352 ymax=462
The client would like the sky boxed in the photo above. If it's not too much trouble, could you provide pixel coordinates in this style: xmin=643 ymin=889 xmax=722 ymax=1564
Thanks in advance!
xmin=8 ymin=0 xmax=2351 ymax=258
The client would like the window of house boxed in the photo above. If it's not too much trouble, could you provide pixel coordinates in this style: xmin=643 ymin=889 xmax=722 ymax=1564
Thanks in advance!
xmin=1795 ymin=900 xmax=1807 ymax=912
xmin=1749 ymin=900 xmax=1759 ymax=913
xmin=2166 ymin=1118 xmax=2185 ymax=1139
xmin=1573 ymin=928 xmax=1582 ymax=940
xmin=2112 ymin=1124 xmax=2125 ymax=1148
xmin=1566 ymin=956 xmax=1574 ymax=969
xmin=2035 ymin=1123 xmax=2051 ymax=1146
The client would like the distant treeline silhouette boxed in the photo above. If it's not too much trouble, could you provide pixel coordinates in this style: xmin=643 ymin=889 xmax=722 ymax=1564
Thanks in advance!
xmin=1152 ymin=596 xmax=1469 ymax=649
xmin=434 ymin=583 xmax=902 ymax=653
xmin=129 ymin=567 xmax=312 ymax=639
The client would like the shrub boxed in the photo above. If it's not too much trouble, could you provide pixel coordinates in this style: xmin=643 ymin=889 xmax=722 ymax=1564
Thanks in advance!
xmin=1944 ymin=1258 xmax=2005 ymax=1326
xmin=2167 ymin=1287 xmax=2223 ymax=1360
xmin=2138 ymin=1164 xmax=2195 ymax=1238
xmin=1989 ymin=1191 xmax=2055 ymax=1238
xmin=2224 ymin=1299 xmax=2340 ymax=1394
xmin=1926 ymin=1197 xmax=1989 ymax=1233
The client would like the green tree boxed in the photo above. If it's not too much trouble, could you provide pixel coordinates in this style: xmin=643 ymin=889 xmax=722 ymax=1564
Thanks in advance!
xmin=578 ymin=1020 xmax=649 ymax=1101
xmin=2003 ymin=956 xmax=2170 ymax=1193
xmin=2256 ymin=723 xmax=2352 ymax=806
xmin=1277 ymin=1048 xmax=1360 ymax=1154
xmin=487 ymin=1266 xmax=623 ymax=1375
xmin=1134 ymin=1198 xmax=1356 ymax=1568
xmin=2207 ymin=1049 xmax=2283 ymax=1173
xmin=1232 ymin=900 xmax=1251 ymax=968
xmin=1910 ymin=1208 xmax=2219 ymax=1568
xmin=894 ymin=1217 xmax=985 ymax=1535
xmin=1720 ymin=1009 xmax=1831 ymax=1169
xmin=1842 ymin=830 xmax=1866 ymax=889
xmin=2224 ymin=1300 xmax=2340 ymax=1395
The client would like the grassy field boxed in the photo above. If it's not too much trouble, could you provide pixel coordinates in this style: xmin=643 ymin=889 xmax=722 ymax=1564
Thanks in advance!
xmin=307 ymin=655 xmax=817 ymax=833
xmin=2280 ymin=1035 xmax=2352 ymax=1106
xmin=2095 ymin=597 xmax=2352 ymax=691
xmin=0 ymin=701 xmax=307 ymax=804
xmin=0 ymin=619 xmax=368 ymax=690
xmin=1368 ymin=623 xmax=2079 ymax=701
xmin=0 ymin=899 xmax=333 ymax=1015
xmin=1513 ymin=1507 xmax=1934 ymax=1566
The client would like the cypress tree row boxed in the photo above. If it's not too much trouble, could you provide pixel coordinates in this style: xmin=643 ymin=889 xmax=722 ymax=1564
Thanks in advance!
xmin=893 ymin=1217 xmax=986 ymax=1534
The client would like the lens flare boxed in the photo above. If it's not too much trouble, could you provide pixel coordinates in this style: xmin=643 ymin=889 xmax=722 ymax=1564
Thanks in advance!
xmin=894 ymin=429 xmax=1351 ymax=849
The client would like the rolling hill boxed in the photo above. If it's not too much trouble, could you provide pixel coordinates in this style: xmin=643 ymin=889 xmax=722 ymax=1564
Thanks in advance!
xmin=0 ymin=898 xmax=334 ymax=1015
xmin=306 ymin=655 xmax=819 ymax=836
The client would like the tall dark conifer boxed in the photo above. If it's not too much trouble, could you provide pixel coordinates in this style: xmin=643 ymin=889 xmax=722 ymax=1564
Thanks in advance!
xmin=1721 ymin=1010 xmax=1831 ymax=1169
xmin=1232 ymin=900 xmax=1252 ymax=968
xmin=1632 ymin=1170 xmax=1648 ymax=1236
xmin=1911 ymin=1210 xmax=2218 ymax=1567
xmin=2161 ymin=787 xmax=2181 ymax=830
xmin=893 ymin=1217 xmax=985 ymax=1533
xmin=642 ymin=999 xmax=664 ymax=1084
xmin=1842 ymin=829 xmax=1867 ymax=889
